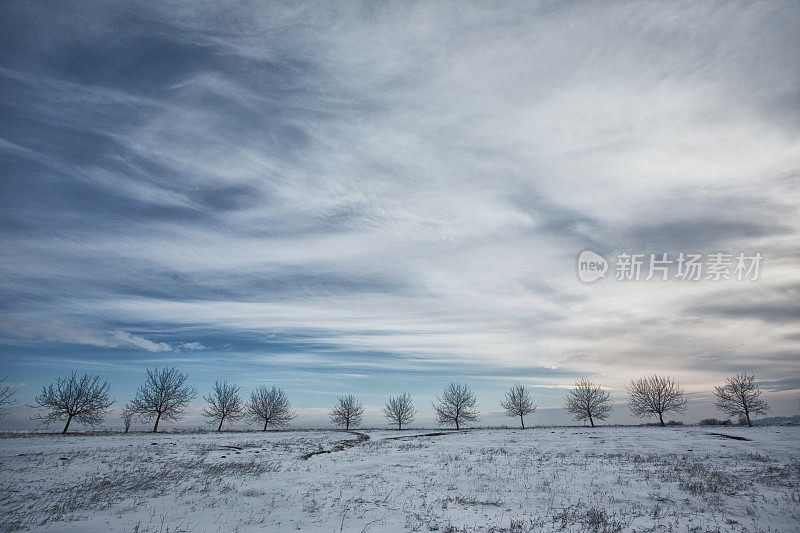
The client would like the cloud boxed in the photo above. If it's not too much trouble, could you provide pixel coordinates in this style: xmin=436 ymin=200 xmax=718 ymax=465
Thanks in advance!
xmin=0 ymin=318 xmax=172 ymax=352
xmin=685 ymin=283 xmax=800 ymax=323
xmin=689 ymin=302 xmax=800 ymax=323
xmin=110 ymin=331 xmax=172 ymax=352
xmin=757 ymin=377 xmax=800 ymax=393
xmin=178 ymin=342 xmax=207 ymax=351
xmin=0 ymin=1 xmax=798 ymax=416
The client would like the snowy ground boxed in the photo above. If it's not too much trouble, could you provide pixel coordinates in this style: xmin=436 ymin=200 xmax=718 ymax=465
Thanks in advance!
xmin=1 ymin=426 xmax=798 ymax=532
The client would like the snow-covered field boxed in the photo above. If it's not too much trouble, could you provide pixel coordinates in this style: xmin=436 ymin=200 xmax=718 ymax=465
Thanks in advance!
xmin=1 ymin=426 xmax=798 ymax=532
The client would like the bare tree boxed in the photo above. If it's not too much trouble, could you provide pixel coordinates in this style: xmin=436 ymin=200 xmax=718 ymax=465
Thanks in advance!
xmin=129 ymin=367 xmax=197 ymax=432
xmin=564 ymin=378 xmax=613 ymax=427
xmin=330 ymin=394 xmax=364 ymax=430
xmin=0 ymin=376 xmax=16 ymax=419
xmin=32 ymin=372 xmax=113 ymax=433
xmin=714 ymin=373 xmax=770 ymax=427
xmin=433 ymin=382 xmax=478 ymax=430
xmin=501 ymin=383 xmax=536 ymax=429
xmin=247 ymin=385 xmax=296 ymax=430
xmin=203 ymin=381 xmax=245 ymax=431
xmin=626 ymin=374 xmax=689 ymax=427
xmin=121 ymin=405 xmax=134 ymax=433
xmin=384 ymin=392 xmax=415 ymax=429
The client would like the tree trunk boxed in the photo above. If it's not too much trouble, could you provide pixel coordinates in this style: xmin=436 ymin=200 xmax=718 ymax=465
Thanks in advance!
xmin=588 ymin=413 xmax=594 ymax=428
xmin=217 ymin=416 xmax=224 ymax=432
xmin=520 ymin=414 xmax=525 ymax=429
xmin=153 ymin=412 xmax=162 ymax=433
xmin=455 ymin=419 xmax=459 ymax=430
xmin=745 ymin=410 xmax=752 ymax=427
xmin=658 ymin=412 xmax=665 ymax=427
xmin=263 ymin=419 xmax=268 ymax=431
xmin=398 ymin=421 xmax=402 ymax=430
xmin=63 ymin=414 xmax=73 ymax=434
xmin=346 ymin=419 xmax=350 ymax=430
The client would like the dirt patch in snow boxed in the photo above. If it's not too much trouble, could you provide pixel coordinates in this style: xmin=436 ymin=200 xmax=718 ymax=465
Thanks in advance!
xmin=707 ymin=432 xmax=751 ymax=441
xmin=383 ymin=430 xmax=471 ymax=440
xmin=301 ymin=431 xmax=370 ymax=459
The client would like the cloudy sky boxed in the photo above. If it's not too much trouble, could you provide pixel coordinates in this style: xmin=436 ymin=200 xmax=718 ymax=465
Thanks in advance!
xmin=1 ymin=1 xmax=798 ymax=429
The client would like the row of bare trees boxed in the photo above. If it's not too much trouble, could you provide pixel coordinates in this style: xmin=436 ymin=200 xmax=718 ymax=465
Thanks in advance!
xmin=22 ymin=368 xmax=194 ymax=433
xmin=4 ymin=370 xmax=772 ymax=433
xmin=123 ymin=379 xmax=297 ymax=433
xmin=565 ymin=373 xmax=770 ymax=427
xmin=19 ymin=367 xmax=295 ymax=433
xmin=205 ymin=381 xmax=296 ymax=431
xmin=377 ymin=374 xmax=766 ymax=430
xmin=127 ymin=369 xmax=300 ymax=433
xmin=328 ymin=383 xmax=478 ymax=430
xmin=428 ymin=374 xmax=769 ymax=429
xmin=429 ymin=377 xmax=678 ymax=429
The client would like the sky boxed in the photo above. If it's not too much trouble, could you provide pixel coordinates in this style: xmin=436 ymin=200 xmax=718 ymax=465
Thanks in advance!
xmin=1 ymin=1 xmax=798 ymax=430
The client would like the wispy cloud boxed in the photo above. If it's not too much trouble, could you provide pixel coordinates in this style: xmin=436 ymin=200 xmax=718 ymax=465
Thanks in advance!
xmin=0 ymin=1 xmax=798 ymax=419
xmin=0 ymin=318 xmax=171 ymax=352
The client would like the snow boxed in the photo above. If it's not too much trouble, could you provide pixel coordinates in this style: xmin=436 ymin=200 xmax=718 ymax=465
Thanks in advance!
xmin=1 ymin=426 xmax=798 ymax=532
